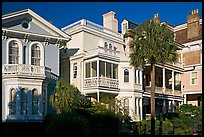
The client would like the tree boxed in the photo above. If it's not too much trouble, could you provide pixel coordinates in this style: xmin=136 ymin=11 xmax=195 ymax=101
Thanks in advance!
xmin=125 ymin=19 xmax=177 ymax=135
xmin=50 ymin=79 xmax=87 ymax=114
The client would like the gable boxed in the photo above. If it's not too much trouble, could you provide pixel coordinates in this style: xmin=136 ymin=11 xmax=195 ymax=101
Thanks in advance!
xmin=2 ymin=9 xmax=71 ymax=39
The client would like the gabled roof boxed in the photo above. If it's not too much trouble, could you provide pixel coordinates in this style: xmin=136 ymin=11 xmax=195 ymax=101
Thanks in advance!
xmin=2 ymin=8 xmax=71 ymax=40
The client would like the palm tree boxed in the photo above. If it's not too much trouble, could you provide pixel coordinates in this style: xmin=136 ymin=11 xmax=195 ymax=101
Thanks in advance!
xmin=50 ymin=79 xmax=81 ymax=114
xmin=125 ymin=19 xmax=177 ymax=135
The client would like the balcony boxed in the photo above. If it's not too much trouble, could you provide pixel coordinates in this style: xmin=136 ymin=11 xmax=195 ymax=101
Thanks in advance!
xmin=2 ymin=64 xmax=51 ymax=78
xmin=84 ymin=77 xmax=119 ymax=89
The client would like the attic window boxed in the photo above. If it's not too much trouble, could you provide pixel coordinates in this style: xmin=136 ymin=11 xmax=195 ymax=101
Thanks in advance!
xmin=22 ymin=21 xmax=30 ymax=29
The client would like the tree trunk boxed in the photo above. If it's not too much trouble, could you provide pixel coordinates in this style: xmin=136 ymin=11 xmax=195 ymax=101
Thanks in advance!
xmin=150 ymin=63 xmax=155 ymax=135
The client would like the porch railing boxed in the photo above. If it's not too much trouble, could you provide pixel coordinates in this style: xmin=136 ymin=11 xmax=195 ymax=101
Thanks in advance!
xmin=84 ymin=77 xmax=119 ymax=88
xmin=145 ymin=86 xmax=182 ymax=97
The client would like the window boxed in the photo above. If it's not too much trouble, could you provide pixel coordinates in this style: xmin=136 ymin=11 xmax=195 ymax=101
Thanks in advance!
xmin=99 ymin=61 xmax=105 ymax=77
xmin=73 ymin=63 xmax=77 ymax=78
xmin=31 ymin=44 xmax=40 ymax=66
xmin=9 ymin=41 xmax=19 ymax=64
xmin=86 ymin=62 xmax=90 ymax=78
xmin=22 ymin=21 xmax=30 ymax=29
xmin=123 ymin=23 xmax=127 ymax=34
xmin=42 ymin=90 xmax=46 ymax=115
xmin=92 ymin=61 xmax=97 ymax=77
xmin=191 ymin=72 xmax=198 ymax=85
xmin=21 ymin=88 xmax=28 ymax=115
xmin=9 ymin=88 xmax=16 ymax=115
xmin=113 ymin=64 xmax=118 ymax=79
xmin=124 ymin=69 xmax=129 ymax=82
xmin=109 ymin=44 xmax=112 ymax=50
xmin=124 ymin=98 xmax=129 ymax=115
xmin=32 ymin=89 xmax=38 ymax=114
xmin=106 ymin=62 xmax=111 ymax=78
xmin=104 ymin=42 xmax=108 ymax=49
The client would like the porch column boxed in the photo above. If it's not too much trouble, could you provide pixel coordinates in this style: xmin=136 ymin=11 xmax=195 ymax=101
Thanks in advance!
xmin=136 ymin=70 xmax=138 ymax=84
xmin=163 ymin=99 xmax=166 ymax=114
xmin=139 ymin=70 xmax=143 ymax=85
xmin=168 ymin=100 xmax=172 ymax=112
xmin=136 ymin=98 xmax=139 ymax=115
xmin=139 ymin=98 xmax=143 ymax=120
xmin=184 ymin=94 xmax=187 ymax=104
xmin=97 ymin=60 xmax=99 ymax=86
xmin=131 ymin=97 xmax=136 ymax=120
xmin=97 ymin=91 xmax=99 ymax=102
xmin=172 ymin=70 xmax=175 ymax=91
xmin=172 ymin=100 xmax=175 ymax=112
xmin=163 ymin=68 xmax=166 ymax=90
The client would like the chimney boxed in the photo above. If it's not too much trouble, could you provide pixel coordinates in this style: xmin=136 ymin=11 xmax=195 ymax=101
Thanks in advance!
xmin=153 ymin=13 xmax=160 ymax=24
xmin=103 ymin=11 xmax=118 ymax=32
xmin=187 ymin=9 xmax=200 ymax=39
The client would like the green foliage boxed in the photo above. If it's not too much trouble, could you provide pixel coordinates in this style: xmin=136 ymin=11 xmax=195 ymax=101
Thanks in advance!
xmin=50 ymin=79 xmax=90 ymax=114
xmin=125 ymin=20 xmax=177 ymax=68
xmin=172 ymin=104 xmax=202 ymax=135
xmin=45 ymin=111 xmax=90 ymax=135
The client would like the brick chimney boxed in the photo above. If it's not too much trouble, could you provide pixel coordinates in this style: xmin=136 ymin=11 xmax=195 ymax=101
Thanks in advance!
xmin=153 ymin=13 xmax=160 ymax=24
xmin=103 ymin=11 xmax=118 ymax=32
xmin=187 ymin=9 xmax=200 ymax=39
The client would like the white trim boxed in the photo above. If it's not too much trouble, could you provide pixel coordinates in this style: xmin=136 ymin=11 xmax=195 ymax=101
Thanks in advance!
xmin=6 ymin=38 xmax=23 ymax=64
xmin=29 ymin=41 xmax=44 ymax=66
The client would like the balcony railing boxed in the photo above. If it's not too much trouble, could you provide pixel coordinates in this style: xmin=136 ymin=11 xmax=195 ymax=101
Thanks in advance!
xmin=84 ymin=77 xmax=119 ymax=89
xmin=62 ymin=19 xmax=123 ymax=38
xmin=2 ymin=64 xmax=51 ymax=78
xmin=145 ymin=86 xmax=182 ymax=97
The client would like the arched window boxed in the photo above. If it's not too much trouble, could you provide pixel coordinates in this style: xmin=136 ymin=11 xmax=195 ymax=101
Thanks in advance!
xmin=124 ymin=98 xmax=129 ymax=115
xmin=9 ymin=88 xmax=16 ymax=115
xmin=124 ymin=69 xmax=129 ymax=82
xmin=32 ymin=89 xmax=38 ymax=114
xmin=21 ymin=88 xmax=28 ymax=115
xmin=31 ymin=44 xmax=41 ymax=66
xmin=9 ymin=41 xmax=19 ymax=64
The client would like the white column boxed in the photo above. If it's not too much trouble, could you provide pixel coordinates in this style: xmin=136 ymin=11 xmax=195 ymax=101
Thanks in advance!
xmin=97 ymin=91 xmax=99 ymax=102
xmin=184 ymin=94 xmax=187 ymax=104
xmin=136 ymin=98 xmax=139 ymax=115
xmin=97 ymin=60 xmax=99 ymax=86
xmin=136 ymin=70 xmax=138 ymax=84
xmin=131 ymin=97 xmax=136 ymax=120
xmin=163 ymin=68 xmax=165 ymax=89
xmin=139 ymin=70 xmax=143 ymax=85
xmin=172 ymin=100 xmax=175 ymax=112
xmin=168 ymin=100 xmax=172 ymax=112
xmin=172 ymin=71 xmax=175 ymax=90
xmin=163 ymin=99 xmax=166 ymax=114
xmin=139 ymin=98 xmax=143 ymax=120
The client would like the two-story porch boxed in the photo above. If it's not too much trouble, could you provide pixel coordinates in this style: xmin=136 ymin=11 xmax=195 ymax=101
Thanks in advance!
xmin=83 ymin=48 xmax=120 ymax=102
xmin=141 ymin=63 xmax=184 ymax=119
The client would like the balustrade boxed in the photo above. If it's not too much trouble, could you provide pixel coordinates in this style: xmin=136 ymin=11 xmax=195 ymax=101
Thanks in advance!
xmin=84 ymin=77 xmax=119 ymax=88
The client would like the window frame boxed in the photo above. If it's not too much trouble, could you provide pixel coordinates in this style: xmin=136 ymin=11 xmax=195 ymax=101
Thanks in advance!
xmin=73 ymin=62 xmax=78 ymax=79
xmin=124 ymin=69 xmax=129 ymax=82
xmin=6 ymin=38 xmax=23 ymax=64
xmin=191 ymin=71 xmax=198 ymax=85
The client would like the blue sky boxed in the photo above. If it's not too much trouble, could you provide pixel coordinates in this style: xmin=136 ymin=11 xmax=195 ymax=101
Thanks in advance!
xmin=2 ymin=2 xmax=202 ymax=31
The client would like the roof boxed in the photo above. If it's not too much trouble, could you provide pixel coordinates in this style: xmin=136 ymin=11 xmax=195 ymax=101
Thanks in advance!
xmin=2 ymin=8 xmax=71 ymax=40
